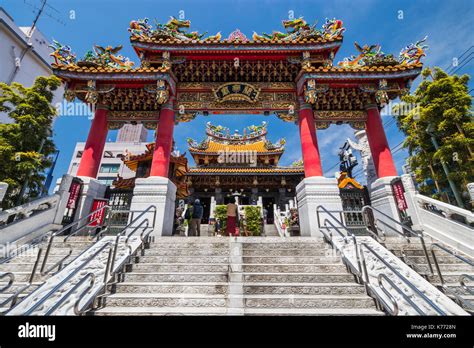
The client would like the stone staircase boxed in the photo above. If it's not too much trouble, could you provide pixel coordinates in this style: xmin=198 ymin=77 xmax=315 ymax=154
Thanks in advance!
xmin=384 ymin=237 xmax=474 ymax=311
xmin=263 ymin=224 xmax=279 ymax=236
xmin=0 ymin=236 xmax=94 ymax=313
xmin=92 ymin=237 xmax=382 ymax=316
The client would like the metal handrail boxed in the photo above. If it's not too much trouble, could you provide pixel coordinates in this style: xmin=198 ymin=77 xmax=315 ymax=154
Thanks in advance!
xmin=124 ymin=219 xmax=150 ymax=255
xmin=107 ymin=205 xmax=156 ymax=277
xmin=8 ymin=205 xmax=157 ymax=316
xmin=430 ymin=243 xmax=474 ymax=287
xmin=0 ymin=247 xmax=44 ymax=314
xmin=116 ymin=208 xmax=157 ymax=230
xmin=0 ymin=272 xmax=14 ymax=292
xmin=43 ymin=209 xmax=155 ymax=315
xmin=460 ymin=274 xmax=474 ymax=296
xmin=0 ymin=283 xmax=32 ymax=314
xmin=362 ymin=205 xmax=433 ymax=274
xmin=321 ymin=219 xmax=363 ymax=283
xmin=317 ymin=205 xmax=384 ymax=243
xmin=377 ymin=274 xmax=425 ymax=316
xmin=20 ymin=241 xmax=114 ymax=315
xmin=45 ymin=273 xmax=96 ymax=316
xmin=39 ymin=205 xmax=111 ymax=276
xmin=318 ymin=214 xmax=411 ymax=315
xmin=359 ymin=242 xmax=446 ymax=315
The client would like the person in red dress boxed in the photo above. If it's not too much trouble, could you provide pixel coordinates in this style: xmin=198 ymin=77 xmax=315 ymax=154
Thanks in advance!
xmin=225 ymin=197 xmax=238 ymax=236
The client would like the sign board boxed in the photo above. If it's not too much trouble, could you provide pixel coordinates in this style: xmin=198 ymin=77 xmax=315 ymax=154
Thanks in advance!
xmin=213 ymin=83 xmax=260 ymax=103
xmin=66 ymin=180 xmax=82 ymax=209
xmin=391 ymin=180 xmax=408 ymax=211
xmin=88 ymin=199 xmax=108 ymax=226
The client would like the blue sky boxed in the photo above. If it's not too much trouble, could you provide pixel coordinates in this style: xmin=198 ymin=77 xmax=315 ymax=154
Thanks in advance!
xmin=2 ymin=0 xmax=473 ymax=189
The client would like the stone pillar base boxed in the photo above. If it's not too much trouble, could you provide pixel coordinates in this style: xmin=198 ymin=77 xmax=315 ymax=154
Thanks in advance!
xmin=130 ymin=177 xmax=177 ymax=237
xmin=370 ymin=176 xmax=403 ymax=235
xmin=75 ymin=177 xmax=107 ymax=223
xmin=296 ymin=177 xmax=343 ymax=237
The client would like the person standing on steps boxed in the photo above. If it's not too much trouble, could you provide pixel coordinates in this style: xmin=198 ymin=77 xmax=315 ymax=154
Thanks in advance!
xmin=189 ymin=199 xmax=203 ymax=237
xmin=184 ymin=201 xmax=194 ymax=236
xmin=226 ymin=196 xmax=238 ymax=236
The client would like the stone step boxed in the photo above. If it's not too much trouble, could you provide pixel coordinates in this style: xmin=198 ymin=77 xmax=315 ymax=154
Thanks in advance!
xmin=242 ymin=243 xmax=328 ymax=249
xmin=243 ymin=283 xmax=366 ymax=295
xmin=6 ymin=253 xmax=83 ymax=264
xmin=384 ymin=244 xmax=435 ymax=251
xmin=124 ymin=272 xmax=229 ymax=283
xmin=242 ymin=256 xmax=342 ymax=264
xmin=92 ymin=306 xmax=228 ymax=316
xmin=244 ymin=294 xmax=375 ymax=309
xmin=102 ymin=293 xmax=227 ymax=308
xmin=0 ymin=272 xmax=52 ymax=283
xmin=244 ymin=307 xmax=384 ymax=316
xmin=50 ymin=241 xmax=93 ymax=248
xmin=242 ymin=273 xmax=356 ymax=283
xmin=399 ymin=256 xmax=469 ymax=264
xmin=129 ymin=264 xmax=229 ymax=273
xmin=143 ymin=248 xmax=230 ymax=256
xmin=242 ymin=264 xmax=348 ymax=273
xmin=131 ymin=256 xmax=229 ymax=264
xmin=129 ymin=263 xmax=348 ymax=273
xmin=122 ymin=272 xmax=357 ymax=284
xmin=92 ymin=306 xmax=383 ymax=316
xmin=0 ymin=262 xmax=75 ymax=272
xmin=100 ymin=293 xmax=374 ymax=309
xmin=427 ymin=273 xmax=474 ymax=284
xmin=390 ymin=249 xmax=457 ymax=257
xmin=242 ymin=248 xmax=336 ymax=256
xmin=418 ymin=264 xmax=473 ymax=272
xmin=148 ymin=243 xmax=230 ymax=250
xmin=114 ymin=282 xmax=229 ymax=295
xmin=0 ymin=284 xmax=40 ymax=295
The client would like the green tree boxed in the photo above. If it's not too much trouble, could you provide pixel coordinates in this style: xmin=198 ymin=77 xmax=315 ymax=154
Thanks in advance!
xmin=0 ymin=75 xmax=61 ymax=208
xmin=396 ymin=67 xmax=473 ymax=207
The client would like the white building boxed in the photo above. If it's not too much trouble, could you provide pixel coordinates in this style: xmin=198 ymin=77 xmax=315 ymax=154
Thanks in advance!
xmin=0 ymin=7 xmax=63 ymax=122
xmin=67 ymin=124 xmax=149 ymax=186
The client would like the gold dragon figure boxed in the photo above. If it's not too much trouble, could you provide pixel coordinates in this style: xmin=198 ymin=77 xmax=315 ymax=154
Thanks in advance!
xmin=252 ymin=17 xmax=316 ymax=41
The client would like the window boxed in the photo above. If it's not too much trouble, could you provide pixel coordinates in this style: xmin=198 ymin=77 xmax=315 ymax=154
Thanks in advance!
xmin=76 ymin=151 xmax=83 ymax=158
xmin=99 ymin=163 xmax=120 ymax=173
xmin=97 ymin=177 xmax=116 ymax=186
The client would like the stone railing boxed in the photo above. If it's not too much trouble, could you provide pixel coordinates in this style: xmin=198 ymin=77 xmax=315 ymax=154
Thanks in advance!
xmin=273 ymin=204 xmax=289 ymax=237
xmin=0 ymin=175 xmax=73 ymax=245
xmin=402 ymin=174 xmax=474 ymax=257
xmin=0 ymin=195 xmax=60 ymax=227
xmin=416 ymin=194 xmax=474 ymax=227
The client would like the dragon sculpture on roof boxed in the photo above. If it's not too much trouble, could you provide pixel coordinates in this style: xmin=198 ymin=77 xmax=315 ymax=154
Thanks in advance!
xmin=129 ymin=16 xmax=220 ymax=42
xmin=399 ymin=36 xmax=428 ymax=65
xmin=252 ymin=17 xmax=345 ymax=42
xmin=128 ymin=18 xmax=153 ymax=39
xmin=339 ymin=37 xmax=428 ymax=68
xmin=338 ymin=42 xmax=398 ymax=68
xmin=49 ymin=40 xmax=77 ymax=65
xmin=79 ymin=45 xmax=135 ymax=69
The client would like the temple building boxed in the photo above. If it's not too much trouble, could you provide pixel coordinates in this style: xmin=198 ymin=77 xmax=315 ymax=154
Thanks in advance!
xmin=186 ymin=122 xmax=303 ymax=222
xmin=112 ymin=121 xmax=304 ymax=223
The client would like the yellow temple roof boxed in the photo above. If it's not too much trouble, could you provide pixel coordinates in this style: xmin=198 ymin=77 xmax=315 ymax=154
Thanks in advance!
xmin=189 ymin=139 xmax=283 ymax=154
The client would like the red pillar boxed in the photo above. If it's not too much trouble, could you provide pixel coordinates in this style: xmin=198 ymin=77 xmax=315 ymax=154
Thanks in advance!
xmin=365 ymin=105 xmax=398 ymax=178
xmin=76 ymin=107 xmax=109 ymax=178
xmin=150 ymin=98 xmax=175 ymax=177
xmin=298 ymin=100 xmax=323 ymax=177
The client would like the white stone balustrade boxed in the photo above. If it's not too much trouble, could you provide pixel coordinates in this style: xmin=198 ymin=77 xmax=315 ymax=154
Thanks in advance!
xmin=0 ymin=175 xmax=73 ymax=245
xmin=402 ymin=174 xmax=474 ymax=257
